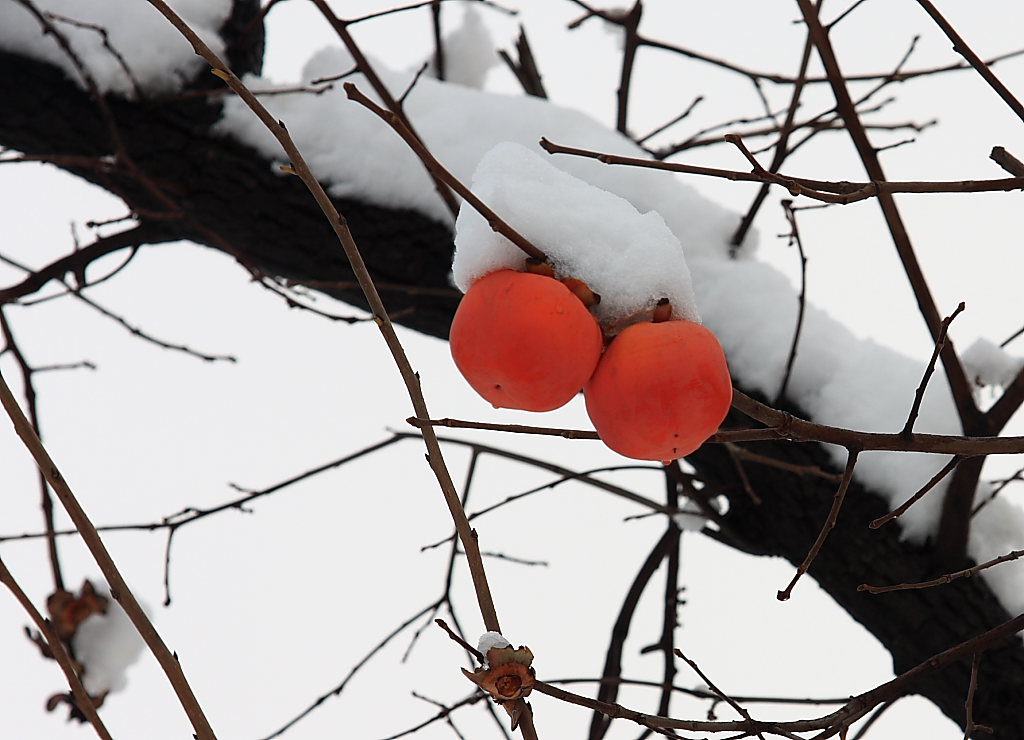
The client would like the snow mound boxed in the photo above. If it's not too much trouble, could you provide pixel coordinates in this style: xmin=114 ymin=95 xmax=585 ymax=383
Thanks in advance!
xmin=453 ymin=143 xmax=699 ymax=328
xmin=71 ymin=591 xmax=146 ymax=696
xmin=0 ymin=0 xmax=231 ymax=97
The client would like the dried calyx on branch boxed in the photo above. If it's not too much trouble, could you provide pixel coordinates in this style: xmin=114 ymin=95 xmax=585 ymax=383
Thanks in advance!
xmin=462 ymin=634 xmax=536 ymax=703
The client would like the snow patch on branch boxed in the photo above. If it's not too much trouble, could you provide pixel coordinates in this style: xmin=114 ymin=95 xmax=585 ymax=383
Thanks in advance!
xmin=71 ymin=588 xmax=146 ymax=696
xmin=453 ymin=142 xmax=699 ymax=328
xmin=963 ymin=337 xmax=1024 ymax=390
xmin=0 ymin=0 xmax=231 ymax=97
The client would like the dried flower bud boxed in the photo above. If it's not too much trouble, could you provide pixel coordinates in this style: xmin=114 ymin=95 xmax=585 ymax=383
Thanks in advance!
xmin=461 ymin=643 xmax=535 ymax=701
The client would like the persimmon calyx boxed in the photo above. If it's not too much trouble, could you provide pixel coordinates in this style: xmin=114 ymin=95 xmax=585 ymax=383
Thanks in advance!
xmin=561 ymin=276 xmax=601 ymax=307
xmin=461 ymin=643 xmax=536 ymax=701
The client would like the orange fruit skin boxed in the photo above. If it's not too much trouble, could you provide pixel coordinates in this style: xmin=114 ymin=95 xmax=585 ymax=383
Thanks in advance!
xmin=584 ymin=320 xmax=732 ymax=463
xmin=450 ymin=270 xmax=603 ymax=412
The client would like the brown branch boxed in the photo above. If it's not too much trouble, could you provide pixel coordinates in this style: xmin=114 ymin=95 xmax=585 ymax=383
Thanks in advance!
xmin=0 ymin=368 xmax=218 ymax=740
xmin=990 ymin=146 xmax=1024 ymax=177
xmin=0 ymin=309 xmax=63 ymax=593
xmin=776 ymin=200 xmax=809 ymax=403
xmin=796 ymin=0 xmax=981 ymax=435
xmin=0 ymin=557 xmax=112 ymax=740
xmin=936 ymin=455 xmax=987 ymax=566
xmin=345 ymin=83 xmax=547 ymax=263
xmin=902 ymin=302 xmax=966 ymax=437
xmin=674 ymin=649 xmax=764 ymax=740
xmin=588 ymin=528 xmax=675 ymax=740
xmin=532 ymin=610 xmax=1024 ymax=734
xmin=498 ymin=26 xmax=547 ymax=98
xmin=777 ymin=449 xmax=859 ymax=601
xmin=260 ymin=602 xmax=443 ymax=740
xmin=539 ymin=137 xmax=1024 ymax=205
xmin=869 ymin=455 xmax=964 ymax=529
xmin=731 ymin=390 xmax=1024 ymax=455
xmin=914 ymin=0 xmax=1024 ymax=125
xmin=731 ymin=29 xmax=814 ymax=249
xmin=0 ymin=224 xmax=160 ymax=305
xmin=145 ymin=16 xmax=508 ymax=730
xmin=972 ymin=465 xmax=1024 ymax=517
xmin=724 ymin=444 xmax=842 ymax=481
xmin=614 ymin=2 xmax=643 ymax=135
xmin=308 ymin=0 xmax=460 ymax=219
xmin=409 ymin=415 xmax=599 ymax=439
xmin=859 ymin=548 xmax=1024 ymax=594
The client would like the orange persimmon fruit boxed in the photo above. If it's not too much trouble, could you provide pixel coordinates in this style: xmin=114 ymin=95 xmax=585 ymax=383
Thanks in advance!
xmin=450 ymin=269 xmax=603 ymax=412
xmin=584 ymin=319 xmax=732 ymax=463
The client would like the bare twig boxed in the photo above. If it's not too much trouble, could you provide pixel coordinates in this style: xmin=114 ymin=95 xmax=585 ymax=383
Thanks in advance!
xmin=0 ymin=309 xmax=63 ymax=593
xmin=539 ymin=138 xmax=1024 ymax=205
xmin=914 ymin=0 xmax=1024 ymax=124
xmin=870 ymin=455 xmax=964 ymax=529
xmin=345 ymin=83 xmax=547 ymax=262
xmin=777 ymin=449 xmax=859 ymax=601
xmin=308 ymin=0 xmax=460 ymax=219
xmin=498 ymin=26 xmax=547 ymax=98
xmin=0 ymin=557 xmax=112 ymax=740
xmin=533 ymin=609 xmax=1024 ymax=734
xmin=990 ymin=146 xmax=1024 ymax=177
xmin=674 ymin=648 xmax=764 ymax=740
xmin=797 ymin=0 xmax=981 ymax=435
xmin=901 ymin=302 xmax=967 ymax=437
xmin=776 ymin=200 xmax=809 ymax=403
xmin=859 ymin=548 xmax=1024 ymax=594
xmin=731 ymin=390 xmax=1024 ymax=456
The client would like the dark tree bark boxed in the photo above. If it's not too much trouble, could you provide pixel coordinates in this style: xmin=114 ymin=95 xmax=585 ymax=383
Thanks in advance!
xmin=1 ymin=3 xmax=1021 ymax=736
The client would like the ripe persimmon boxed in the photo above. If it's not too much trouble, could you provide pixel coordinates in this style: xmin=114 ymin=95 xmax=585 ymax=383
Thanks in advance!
xmin=450 ymin=269 xmax=603 ymax=412
xmin=584 ymin=319 xmax=732 ymax=463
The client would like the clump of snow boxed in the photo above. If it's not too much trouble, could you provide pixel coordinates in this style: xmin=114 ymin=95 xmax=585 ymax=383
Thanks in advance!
xmin=0 ymin=0 xmax=231 ymax=97
xmin=208 ymin=43 xmax=1024 ymax=615
xmin=963 ymin=337 xmax=1024 ymax=389
xmin=453 ymin=143 xmax=699 ymax=328
xmin=71 ymin=590 xmax=145 ymax=696
xmin=423 ymin=5 xmax=497 ymax=89
xmin=672 ymin=500 xmax=708 ymax=532
xmin=477 ymin=631 xmax=511 ymax=664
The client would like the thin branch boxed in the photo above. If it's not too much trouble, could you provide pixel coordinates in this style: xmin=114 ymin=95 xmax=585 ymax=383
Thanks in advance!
xmin=614 ymin=2 xmax=643 ymax=135
xmin=260 ymin=602 xmax=442 ymax=740
xmin=674 ymin=649 xmax=765 ymax=740
xmin=498 ymin=26 xmax=547 ymax=98
xmin=588 ymin=528 xmax=675 ymax=740
xmin=777 ymin=449 xmax=859 ymax=601
xmin=731 ymin=28 xmax=814 ymax=249
xmin=797 ymin=0 xmax=981 ymax=434
xmin=345 ymin=83 xmax=547 ymax=262
xmin=990 ymin=146 xmax=1024 ymax=177
xmin=776 ymin=200 xmax=809 ymax=403
xmin=0 ymin=224 xmax=159 ymax=305
xmin=0 ymin=309 xmax=63 ymax=593
xmin=308 ymin=0 xmax=460 ymax=219
xmin=0 ymin=557 xmax=113 ymax=740
xmin=902 ymin=302 xmax=966 ymax=437
xmin=539 ymin=138 xmax=1024 ymax=205
xmin=914 ymin=0 xmax=1024 ymax=125
xmin=869 ymin=455 xmax=964 ymax=529
xmin=532 ymin=609 xmax=1024 ymax=734
xmin=858 ymin=548 xmax=1024 ymax=594
xmin=730 ymin=390 xmax=1024 ymax=455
